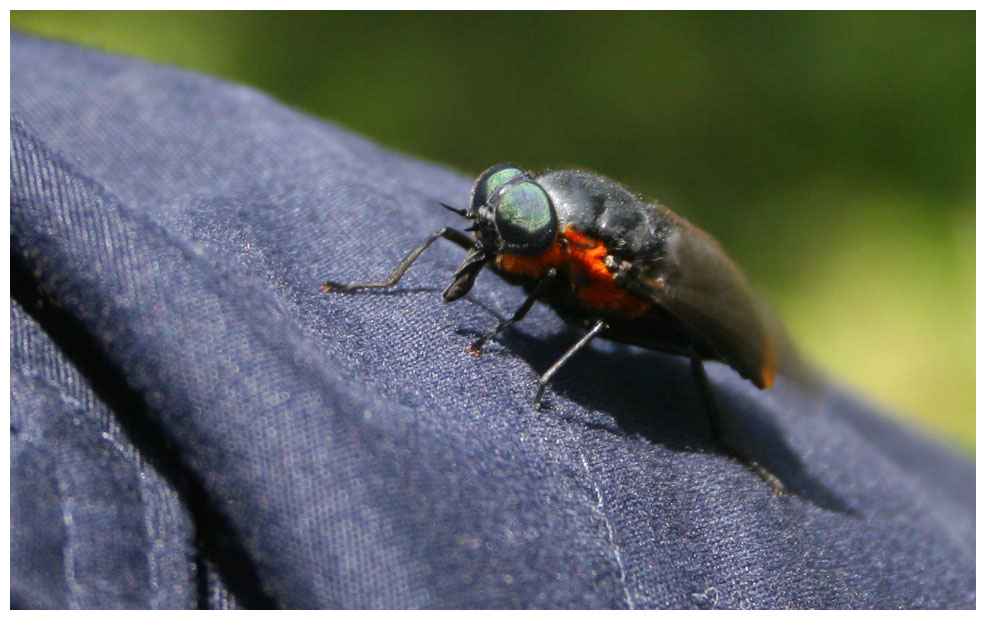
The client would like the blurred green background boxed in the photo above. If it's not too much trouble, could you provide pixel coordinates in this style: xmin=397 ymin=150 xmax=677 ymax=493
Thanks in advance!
xmin=12 ymin=11 xmax=974 ymax=452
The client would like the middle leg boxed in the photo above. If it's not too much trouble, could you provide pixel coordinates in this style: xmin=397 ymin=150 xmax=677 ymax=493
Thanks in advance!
xmin=469 ymin=268 xmax=559 ymax=355
xmin=534 ymin=319 xmax=608 ymax=408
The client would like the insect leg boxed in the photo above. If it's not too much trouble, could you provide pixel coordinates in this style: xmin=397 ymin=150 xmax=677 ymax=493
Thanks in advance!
xmin=534 ymin=319 xmax=608 ymax=408
xmin=468 ymin=268 xmax=558 ymax=355
xmin=321 ymin=227 xmax=474 ymax=292
xmin=689 ymin=357 xmax=784 ymax=494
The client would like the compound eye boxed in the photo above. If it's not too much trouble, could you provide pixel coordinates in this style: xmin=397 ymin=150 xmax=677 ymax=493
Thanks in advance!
xmin=471 ymin=163 xmax=526 ymax=212
xmin=493 ymin=180 xmax=557 ymax=255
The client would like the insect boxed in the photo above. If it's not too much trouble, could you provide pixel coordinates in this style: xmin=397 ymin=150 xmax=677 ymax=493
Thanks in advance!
xmin=323 ymin=164 xmax=800 ymax=491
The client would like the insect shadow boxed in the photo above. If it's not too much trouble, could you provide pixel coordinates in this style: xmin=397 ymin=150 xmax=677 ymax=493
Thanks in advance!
xmin=473 ymin=323 xmax=858 ymax=516
xmin=325 ymin=163 xmax=852 ymax=511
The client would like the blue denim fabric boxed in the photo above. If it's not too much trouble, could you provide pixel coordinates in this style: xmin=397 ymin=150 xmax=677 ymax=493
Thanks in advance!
xmin=10 ymin=33 xmax=974 ymax=609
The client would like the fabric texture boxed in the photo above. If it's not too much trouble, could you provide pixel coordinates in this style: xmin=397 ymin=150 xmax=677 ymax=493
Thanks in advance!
xmin=9 ymin=33 xmax=975 ymax=609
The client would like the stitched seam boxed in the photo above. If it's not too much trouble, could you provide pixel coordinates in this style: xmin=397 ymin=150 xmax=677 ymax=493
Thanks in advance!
xmin=19 ymin=369 xmax=136 ymax=460
xmin=51 ymin=455 xmax=82 ymax=608
xmin=18 ymin=368 xmax=162 ymax=606
xmin=571 ymin=431 xmax=634 ymax=609
xmin=10 ymin=117 xmax=381 ymax=609
xmin=12 ymin=432 xmax=81 ymax=608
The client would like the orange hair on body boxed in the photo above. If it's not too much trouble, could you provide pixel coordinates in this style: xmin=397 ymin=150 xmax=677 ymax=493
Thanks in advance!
xmin=495 ymin=226 xmax=651 ymax=319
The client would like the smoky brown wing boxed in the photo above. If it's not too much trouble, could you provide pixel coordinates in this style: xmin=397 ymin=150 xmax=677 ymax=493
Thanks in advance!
xmin=628 ymin=215 xmax=791 ymax=389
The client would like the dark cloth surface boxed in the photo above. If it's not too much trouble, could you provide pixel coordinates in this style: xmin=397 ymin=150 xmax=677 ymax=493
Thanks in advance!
xmin=9 ymin=33 xmax=974 ymax=609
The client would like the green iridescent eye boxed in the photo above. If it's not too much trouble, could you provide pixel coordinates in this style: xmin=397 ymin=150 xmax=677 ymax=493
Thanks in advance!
xmin=493 ymin=180 xmax=558 ymax=255
xmin=471 ymin=164 xmax=525 ymax=213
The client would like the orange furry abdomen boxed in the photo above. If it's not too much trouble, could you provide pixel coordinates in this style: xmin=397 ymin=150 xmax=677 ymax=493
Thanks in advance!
xmin=495 ymin=227 xmax=651 ymax=318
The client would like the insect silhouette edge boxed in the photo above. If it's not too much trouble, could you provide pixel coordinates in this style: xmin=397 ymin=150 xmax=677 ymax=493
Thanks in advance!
xmin=323 ymin=163 xmax=799 ymax=493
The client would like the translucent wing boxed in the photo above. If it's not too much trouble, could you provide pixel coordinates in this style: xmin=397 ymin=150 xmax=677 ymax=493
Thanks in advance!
xmin=627 ymin=211 xmax=804 ymax=390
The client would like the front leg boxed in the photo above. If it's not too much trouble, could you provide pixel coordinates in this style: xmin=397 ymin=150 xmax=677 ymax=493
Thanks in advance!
xmin=322 ymin=227 xmax=475 ymax=293
xmin=468 ymin=268 xmax=558 ymax=355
